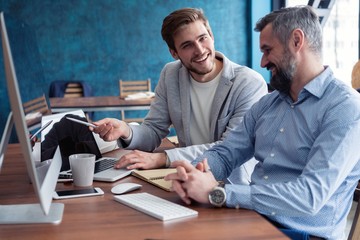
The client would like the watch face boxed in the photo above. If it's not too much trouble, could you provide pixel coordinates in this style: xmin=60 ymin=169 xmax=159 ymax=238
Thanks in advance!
xmin=209 ymin=188 xmax=225 ymax=206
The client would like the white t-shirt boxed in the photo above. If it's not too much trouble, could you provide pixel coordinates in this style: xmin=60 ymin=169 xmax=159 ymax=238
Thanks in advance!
xmin=189 ymin=71 xmax=222 ymax=145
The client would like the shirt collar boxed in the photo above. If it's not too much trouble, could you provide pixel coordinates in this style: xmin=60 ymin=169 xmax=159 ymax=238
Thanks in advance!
xmin=277 ymin=66 xmax=334 ymax=101
xmin=302 ymin=66 xmax=333 ymax=98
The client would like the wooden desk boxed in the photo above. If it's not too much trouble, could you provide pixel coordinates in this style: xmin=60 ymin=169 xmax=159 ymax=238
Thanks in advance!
xmin=0 ymin=144 xmax=288 ymax=240
xmin=50 ymin=96 xmax=153 ymax=113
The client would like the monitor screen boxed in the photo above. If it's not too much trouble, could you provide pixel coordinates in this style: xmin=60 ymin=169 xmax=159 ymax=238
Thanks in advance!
xmin=0 ymin=12 xmax=63 ymax=224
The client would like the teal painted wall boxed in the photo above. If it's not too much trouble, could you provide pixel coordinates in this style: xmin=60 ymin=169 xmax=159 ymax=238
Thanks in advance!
xmin=0 ymin=0 xmax=267 ymax=138
xmin=250 ymin=0 xmax=271 ymax=82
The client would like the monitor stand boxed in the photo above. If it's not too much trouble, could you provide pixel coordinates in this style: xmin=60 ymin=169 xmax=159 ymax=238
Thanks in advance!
xmin=0 ymin=203 xmax=64 ymax=224
xmin=0 ymin=113 xmax=64 ymax=224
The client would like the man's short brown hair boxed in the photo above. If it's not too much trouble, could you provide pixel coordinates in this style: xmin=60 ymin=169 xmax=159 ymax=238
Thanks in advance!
xmin=161 ymin=8 xmax=213 ymax=51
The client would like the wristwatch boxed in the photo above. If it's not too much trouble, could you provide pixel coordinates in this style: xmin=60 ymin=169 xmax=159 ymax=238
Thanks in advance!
xmin=208 ymin=182 xmax=226 ymax=207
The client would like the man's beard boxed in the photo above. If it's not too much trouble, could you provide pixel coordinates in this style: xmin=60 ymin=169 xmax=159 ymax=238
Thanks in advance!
xmin=269 ymin=50 xmax=296 ymax=94
xmin=181 ymin=53 xmax=215 ymax=76
xmin=187 ymin=63 xmax=213 ymax=75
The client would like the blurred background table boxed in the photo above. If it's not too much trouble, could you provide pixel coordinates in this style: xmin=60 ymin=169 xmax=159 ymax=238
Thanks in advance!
xmin=50 ymin=96 xmax=153 ymax=113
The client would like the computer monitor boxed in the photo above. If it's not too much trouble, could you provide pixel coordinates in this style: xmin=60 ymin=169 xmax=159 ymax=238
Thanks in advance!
xmin=0 ymin=12 xmax=64 ymax=224
xmin=0 ymin=113 xmax=12 ymax=169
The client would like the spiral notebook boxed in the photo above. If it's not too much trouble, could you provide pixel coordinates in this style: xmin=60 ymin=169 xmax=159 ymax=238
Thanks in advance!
xmin=131 ymin=168 xmax=177 ymax=191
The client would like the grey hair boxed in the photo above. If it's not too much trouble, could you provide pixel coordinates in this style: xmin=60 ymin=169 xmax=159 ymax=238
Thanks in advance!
xmin=254 ymin=5 xmax=322 ymax=56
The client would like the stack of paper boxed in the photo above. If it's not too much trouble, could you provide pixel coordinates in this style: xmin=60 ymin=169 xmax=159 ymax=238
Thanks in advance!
xmin=25 ymin=111 xmax=42 ymax=121
xmin=124 ymin=92 xmax=155 ymax=100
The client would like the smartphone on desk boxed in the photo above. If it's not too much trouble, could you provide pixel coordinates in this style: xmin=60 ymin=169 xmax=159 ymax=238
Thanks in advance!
xmin=53 ymin=187 xmax=104 ymax=200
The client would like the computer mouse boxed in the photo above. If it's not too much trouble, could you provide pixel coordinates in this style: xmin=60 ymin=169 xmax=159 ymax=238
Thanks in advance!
xmin=111 ymin=183 xmax=142 ymax=195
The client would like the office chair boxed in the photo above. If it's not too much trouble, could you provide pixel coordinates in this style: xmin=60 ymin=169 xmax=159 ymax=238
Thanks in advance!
xmin=64 ymin=82 xmax=93 ymax=119
xmin=118 ymin=79 xmax=151 ymax=123
xmin=49 ymin=80 xmax=93 ymax=119
xmin=49 ymin=81 xmax=93 ymax=99
xmin=63 ymin=82 xmax=84 ymax=98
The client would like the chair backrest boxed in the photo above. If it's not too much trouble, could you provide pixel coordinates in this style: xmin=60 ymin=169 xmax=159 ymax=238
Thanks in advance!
xmin=352 ymin=60 xmax=360 ymax=90
xmin=119 ymin=79 xmax=151 ymax=99
xmin=23 ymin=94 xmax=51 ymax=116
xmin=64 ymin=82 xmax=84 ymax=98
xmin=348 ymin=187 xmax=360 ymax=240
xmin=118 ymin=79 xmax=151 ymax=123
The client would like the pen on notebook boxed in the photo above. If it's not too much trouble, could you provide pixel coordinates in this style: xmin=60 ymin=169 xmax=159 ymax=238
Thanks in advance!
xmin=30 ymin=120 xmax=53 ymax=140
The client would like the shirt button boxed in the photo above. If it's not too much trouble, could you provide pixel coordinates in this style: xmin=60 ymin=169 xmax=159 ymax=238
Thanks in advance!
xmin=271 ymin=212 xmax=276 ymax=216
xmin=279 ymin=128 xmax=284 ymax=133
xmin=264 ymin=175 xmax=269 ymax=180
xmin=291 ymin=105 xmax=294 ymax=109
xmin=270 ymin=153 xmax=275 ymax=157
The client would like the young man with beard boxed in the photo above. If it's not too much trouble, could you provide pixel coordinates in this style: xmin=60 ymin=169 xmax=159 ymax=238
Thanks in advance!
xmin=91 ymin=8 xmax=267 ymax=184
xmin=165 ymin=6 xmax=360 ymax=240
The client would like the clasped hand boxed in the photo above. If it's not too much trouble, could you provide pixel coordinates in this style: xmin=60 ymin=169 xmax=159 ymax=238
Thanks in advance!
xmin=164 ymin=159 xmax=219 ymax=205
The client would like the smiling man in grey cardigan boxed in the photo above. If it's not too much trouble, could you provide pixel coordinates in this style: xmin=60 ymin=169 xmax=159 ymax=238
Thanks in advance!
xmin=92 ymin=8 xmax=267 ymax=184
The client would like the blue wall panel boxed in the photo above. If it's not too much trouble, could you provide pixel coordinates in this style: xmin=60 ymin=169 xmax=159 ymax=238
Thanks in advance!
xmin=250 ymin=0 xmax=271 ymax=82
xmin=0 ymin=0 xmax=252 ymax=137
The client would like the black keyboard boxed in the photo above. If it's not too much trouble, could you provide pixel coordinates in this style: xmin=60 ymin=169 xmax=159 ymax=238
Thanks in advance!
xmin=94 ymin=158 xmax=116 ymax=173
xmin=59 ymin=158 xmax=116 ymax=179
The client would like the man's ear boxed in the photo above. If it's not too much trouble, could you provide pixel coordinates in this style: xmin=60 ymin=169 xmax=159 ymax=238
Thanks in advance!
xmin=169 ymin=48 xmax=179 ymax=60
xmin=291 ymin=28 xmax=304 ymax=51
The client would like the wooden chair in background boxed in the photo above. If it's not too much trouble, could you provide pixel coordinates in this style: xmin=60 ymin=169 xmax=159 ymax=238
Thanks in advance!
xmin=23 ymin=94 xmax=51 ymax=131
xmin=23 ymin=94 xmax=51 ymax=117
xmin=119 ymin=79 xmax=151 ymax=99
xmin=63 ymin=82 xmax=84 ymax=98
xmin=118 ymin=79 xmax=151 ymax=123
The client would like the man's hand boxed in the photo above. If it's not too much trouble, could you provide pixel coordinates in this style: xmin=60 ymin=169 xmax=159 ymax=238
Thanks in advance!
xmin=29 ymin=135 xmax=37 ymax=149
xmin=114 ymin=150 xmax=167 ymax=170
xmin=164 ymin=159 xmax=218 ymax=205
xmin=91 ymin=118 xmax=130 ymax=141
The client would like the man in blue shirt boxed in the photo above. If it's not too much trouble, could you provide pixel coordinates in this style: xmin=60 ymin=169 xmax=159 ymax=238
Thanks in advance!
xmin=165 ymin=6 xmax=360 ymax=240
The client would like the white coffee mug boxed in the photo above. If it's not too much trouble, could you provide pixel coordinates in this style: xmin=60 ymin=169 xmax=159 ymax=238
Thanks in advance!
xmin=69 ymin=153 xmax=96 ymax=187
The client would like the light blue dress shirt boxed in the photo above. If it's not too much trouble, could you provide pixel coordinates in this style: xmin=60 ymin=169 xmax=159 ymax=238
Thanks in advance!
xmin=194 ymin=67 xmax=360 ymax=239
